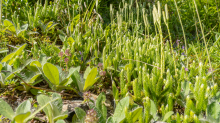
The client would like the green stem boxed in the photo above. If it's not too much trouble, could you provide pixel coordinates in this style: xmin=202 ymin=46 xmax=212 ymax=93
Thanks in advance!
xmin=174 ymin=0 xmax=189 ymax=68
xmin=193 ymin=0 xmax=213 ymax=84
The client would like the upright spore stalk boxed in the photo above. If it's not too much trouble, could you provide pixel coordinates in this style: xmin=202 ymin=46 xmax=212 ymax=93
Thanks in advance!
xmin=174 ymin=0 xmax=189 ymax=68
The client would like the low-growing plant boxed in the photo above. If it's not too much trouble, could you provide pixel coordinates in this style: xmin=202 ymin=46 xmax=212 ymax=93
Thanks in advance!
xmin=0 ymin=93 xmax=67 ymax=123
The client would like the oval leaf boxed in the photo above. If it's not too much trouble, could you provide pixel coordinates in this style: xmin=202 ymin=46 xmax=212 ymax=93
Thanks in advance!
xmin=16 ymin=100 xmax=31 ymax=115
xmin=43 ymin=63 xmax=60 ymax=85
xmin=131 ymin=107 xmax=143 ymax=122
xmin=112 ymin=96 xmax=129 ymax=122
xmin=75 ymin=107 xmax=86 ymax=121
xmin=14 ymin=111 xmax=31 ymax=123
xmin=83 ymin=67 xmax=98 ymax=91
xmin=0 ymin=99 xmax=15 ymax=120
xmin=4 ymin=19 xmax=16 ymax=32
xmin=162 ymin=111 xmax=174 ymax=122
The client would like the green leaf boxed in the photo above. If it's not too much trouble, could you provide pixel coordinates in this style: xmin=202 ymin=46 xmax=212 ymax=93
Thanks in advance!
xmin=207 ymin=101 xmax=220 ymax=119
xmin=0 ymin=99 xmax=15 ymax=120
xmin=30 ymin=89 xmax=40 ymax=95
xmin=15 ymin=100 xmax=31 ymax=115
xmin=24 ymin=96 xmax=59 ymax=122
xmin=67 ymin=66 xmax=80 ymax=78
xmin=1 ymin=53 xmax=15 ymax=63
xmin=0 ymin=63 xmax=2 ymax=71
xmin=29 ymin=73 xmax=41 ymax=84
xmin=59 ymin=78 xmax=69 ymax=86
xmin=4 ymin=19 xmax=16 ymax=32
xmin=59 ymin=34 xmax=66 ymax=42
xmin=75 ymin=107 xmax=86 ymax=121
xmin=14 ymin=112 xmax=31 ymax=123
xmin=71 ymin=70 xmax=83 ymax=91
xmin=131 ymin=107 xmax=143 ymax=122
xmin=96 ymin=92 xmax=107 ymax=120
xmin=83 ymin=66 xmax=92 ymax=79
xmin=37 ymin=95 xmax=54 ymax=122
xmin=14 ymin=44 xmax=27 ymax=56
xmin=43 ymin=63 xmax=60 ymax=86
xmin=1 ymin=44 xmax=27 ymax=63
xmin=112 ymin=96 xmax=129 ymax=122
xmin=83 ymin=67 xmax=99 ymax=91
xmin=106 ymin=116 xmax=114 ymax=123
xmin=162 ymin=111 xmax=174 ymax=122
xmin=72 ymin=114 xmax=79 ymax=123
xmin=67 ymin=37 xmax=75 ymax=46
xmin=52 ymin=93 xmax=63 ymax=112
xmin=53 ymin=112 xmax=68 ymax=121
xmin=150 ymin=100 xmax=158 ymax=120
xmin=30 ymin=61 xmax=42 ymax=68
xmin=55 ymin=120 xmax=66 ymax=123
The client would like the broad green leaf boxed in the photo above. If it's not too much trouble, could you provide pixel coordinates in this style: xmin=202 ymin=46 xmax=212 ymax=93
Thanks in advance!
xmin=29 ymin=73 xmax=41 ymax=84
xmin=59 ymin=34 xmax=66 ymax=42
xmin=67 ymin=66 xmax=80 ymax=78
xmin=59 ymin=78 xmax=69 ymax=86
xmin=8 ymin=57 xmax=17 ymax=65
xmin=112 ymin=96 xmax=129 ymax=122
xmin=0 ymin=99 xmax=15 ymax=120
xmin=24 ymin=96 xmax=59 ymax=122
xmin=72 ymin=114 xmax=79 ymax=123
xmin=83 ymin=66 xmax=92 ymax=79
xmin=5 ymin=73 xmax=15 ymax=81
xmin=14 ymin=111 xmax=31 ymax=123
xmin=39 ymin=54 xmax=47 ymax=66
xmin=53 ymin=112 xmax=68 ymax=121
xmin=52 ymin=93 xmax=63 ymax=112
xmin=16 ymin=100 xmax=31 ymax=115
xmin=83 ymin=67 xmax=99 ymax=91
xmin=182 ymin=81 xmax=190 ymax=96
xmin=37 ymin=95 xmax=54 ymax=122
xmin=56 ymin=120 xmax=66 ymax=123
xmin=30 ymin=61 xmax=42 ymax=68
xmin=106 ymin=116 xmax=114 ymax=123
xmin=162 ymin=111 xmax=174 ymax=122
xmin=96 ymin=92 xmax=107 ymax=119
xmin=71 ymin=71 xmax=83 ymax=91
xmin=75 ymin=107 xmax=86 ymax=121
xmin=150 ymin=100 xmax=158 ymax=120
xmin=4 ymin=19 xmax=16 ymax=32
xmin=30 ymin=89 xmax=40 ymax=95
xmin=0 ymin=63 xmax=2 ymax=71
xmin=67 ymin=37 xmax=75 ymax=46
xmin=14 ymin=44 xmax=27 ymax=56
xmin=131 ymin=107 xmax=143 ymax=122
xmin=1 ymin=53 xmax=15 ymax=63
xmin=43 ymin=63 xmax=60 ymax=85
xmin=1 ymin=44 xmax=27 ymax=63
xmin=207 ymin=101 xmax=220 ymax=119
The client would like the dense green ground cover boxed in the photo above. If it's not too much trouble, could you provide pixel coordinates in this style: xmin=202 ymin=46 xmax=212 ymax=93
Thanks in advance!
xmin=0 ymin=0 xmax=220 ymax=122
